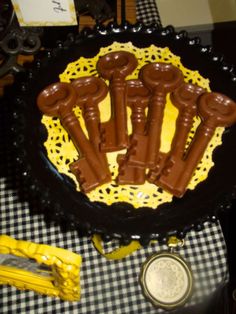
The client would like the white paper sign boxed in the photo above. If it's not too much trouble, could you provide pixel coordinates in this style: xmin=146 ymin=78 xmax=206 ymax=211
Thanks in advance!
xmin=11 ymin=0 xmax=78 ymax=26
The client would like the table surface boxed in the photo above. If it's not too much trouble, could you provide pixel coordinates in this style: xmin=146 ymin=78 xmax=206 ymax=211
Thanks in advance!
xmin=0 ymin=1 xmax=235 ymax=313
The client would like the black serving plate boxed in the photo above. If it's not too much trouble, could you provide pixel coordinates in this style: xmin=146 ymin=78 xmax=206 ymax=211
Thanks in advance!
xmin=9 ymin=23 xmax=236 ymax=244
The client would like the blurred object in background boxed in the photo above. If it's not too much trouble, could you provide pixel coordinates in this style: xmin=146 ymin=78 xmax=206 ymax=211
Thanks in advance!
xmin=0 ymin=0 xmax=42 ymax=80
xmin=155 ymin=0 xmax=236 ymax=45
xmin=76 ymin=0 xmax=115 ymax=23
xmin=78 ymin=0 xmax=136 ymax=30
xmin=0 ymin=0 xmax=112 ymax=79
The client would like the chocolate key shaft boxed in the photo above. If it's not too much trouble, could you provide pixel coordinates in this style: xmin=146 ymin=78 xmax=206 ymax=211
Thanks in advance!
xmin=148 ymin=83 xmax=205 ymax=182
xmin=157 ymin=92 xmax=236 ymax=197
xmin=127 ymin=79 xmax=150 ymax=135
xmin=127 ymin=63 xmax=184 ymax=169
xmin=117 ymin=79 xmax=150 ymax=184
xmin=169 ymin=83 xmax=205 ymax=157
xmin=97 ymin=51 xmax=137 ymax=152
xmin=71 ymin=76 xmax=110 ymax=177
xmin=37 ymin=82 xmax=110 ymax=193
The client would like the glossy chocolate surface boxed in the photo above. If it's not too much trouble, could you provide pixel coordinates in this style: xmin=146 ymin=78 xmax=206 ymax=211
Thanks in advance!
xmin=157 ymin=92 xmax=236 ymax=197
xmin=97 ymin=51 xmax=137 ymax=151
xmin=127 ymin=63 xmax=184 ymax=169
xmin=148 ymin=83 xmax=205 ymax=182
xmin=37 ymin=82 xmax=77 ymax=118
xmin=11 ymin=24 xmax=236 ymax=242
xmin=71 ymin=76 xmax=110 ymax=176
xmin=37 ymin=81 xmax=111 ymax=193
xmin=126 ymin=79 xmax=150 ymax=135
xmin=117 ymin=79 xmax=150 ymax=185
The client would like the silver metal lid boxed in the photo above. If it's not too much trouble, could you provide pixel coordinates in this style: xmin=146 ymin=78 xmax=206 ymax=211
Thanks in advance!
xmin=140 ymin=251 xmax=193 ymax=310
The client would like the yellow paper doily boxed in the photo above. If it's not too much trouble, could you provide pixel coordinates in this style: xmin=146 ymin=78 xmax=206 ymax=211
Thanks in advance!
xmin=41 ymin=42 xmax=224 ymax=209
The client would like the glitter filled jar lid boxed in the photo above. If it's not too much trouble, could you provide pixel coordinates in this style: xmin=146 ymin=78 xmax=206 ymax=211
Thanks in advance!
xmin=140 ymin=251 xmax=193 ymax=310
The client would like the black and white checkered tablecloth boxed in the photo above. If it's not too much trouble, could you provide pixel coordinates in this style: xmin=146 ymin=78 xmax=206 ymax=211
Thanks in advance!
xmin=137 ymin=0 xmax=162 ymax=26
xmin=0 ymin=85 xmax=230 ymax=314
xmin=0 ymin=2 xmax=230 ymax=313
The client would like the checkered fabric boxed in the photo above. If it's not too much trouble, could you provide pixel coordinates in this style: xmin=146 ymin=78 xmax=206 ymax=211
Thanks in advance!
xmin=0 ymin=2 xmax=230 ymax=311
xmin=0 ymin=94 xmax=229 ymax=313
xmin=136 ymin=0 xmax=162 ymax=26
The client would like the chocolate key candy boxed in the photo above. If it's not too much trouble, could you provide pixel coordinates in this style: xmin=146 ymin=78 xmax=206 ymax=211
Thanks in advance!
xmin=117 ymin=79 xmax=150 ymax=184
xmin=148 ymin=83 xmax=205 ymax=182
xmin=157 ymin=92 xmax=236 ymax=197
xmin=37 ymin=82 xmax=110 ymax=193
xmin=127 ymin=62 xmax=184 ymax=169
xmin=126 ymin=79 xmax=151 ymax=135
xmin=97 ymin=51 xmax=138 ymax=152
xmin=71 ymin=76 xmax=110 ymax=176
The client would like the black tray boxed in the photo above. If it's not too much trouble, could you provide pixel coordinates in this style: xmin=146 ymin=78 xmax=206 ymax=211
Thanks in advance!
xmin=10 ymin=23 xmax=236 ymax=244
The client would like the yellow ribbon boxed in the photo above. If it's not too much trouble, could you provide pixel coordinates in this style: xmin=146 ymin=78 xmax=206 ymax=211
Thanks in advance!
xmin=92 ymin=234 xmax=142 ymax=260
xmin=92 ymin=234 xmax=183 ymax=260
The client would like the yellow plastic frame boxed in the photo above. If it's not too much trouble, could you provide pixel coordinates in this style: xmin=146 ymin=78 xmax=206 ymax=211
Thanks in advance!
xmin=0 ymin=235 xmax=82 ymax=301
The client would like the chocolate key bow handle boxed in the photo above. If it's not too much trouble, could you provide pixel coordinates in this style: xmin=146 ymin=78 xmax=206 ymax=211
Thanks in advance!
xmin=97 ymin=51 xmax=138 ymax=151
xmin=198 ymin=92 xmax=236 ymax=127
xmin=97 ymin=51 xmax=138 ymax=80
xmin=156 ymin=92 xmax=236 ymax=197
xmin=127 ymin=63 xmax=184 ymax=169
xmin=185 ymin=92 xmax=236 ymax=166
xmin=37 ymin=82 xmax=77 ymax=118
xmin=37 ymin=82 xmax=85 ymax=154
xmin=140 ymin=62 xmax=184 ymax=94
xmin=72 ymin=76 xmax=108 ymax=103
xmin=37 ymin=82 xmax=110 ymax=193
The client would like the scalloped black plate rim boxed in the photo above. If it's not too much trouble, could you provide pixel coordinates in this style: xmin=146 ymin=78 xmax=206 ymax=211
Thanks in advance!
xmin=9 ymin=22 xmax=236 ymax=244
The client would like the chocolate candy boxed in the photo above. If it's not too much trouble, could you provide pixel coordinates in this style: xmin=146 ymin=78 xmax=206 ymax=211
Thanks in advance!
xmin=97 ymin=51 xmax=138 ymax=152
xmin=71 ymin=76 xmax=110 ymax=176
xmin=148 ymin=83 xmax=205 ymax=182
xmin=117 ymin=155 xmax=147 ymax=185
xmin=156 ymin=92 xmax=236 ymax=197
xmin=127 ymin=63 xmax=184 ymax=169
xmin=38 ymin=58 xmax=236 ymax=197
xmin=37 ymin=82 xmax=110 ymax=193
xmin=126 ymin=79 xmax=151 ymax=135
xmin=117 ymin=79 xmax=150 ymax=184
